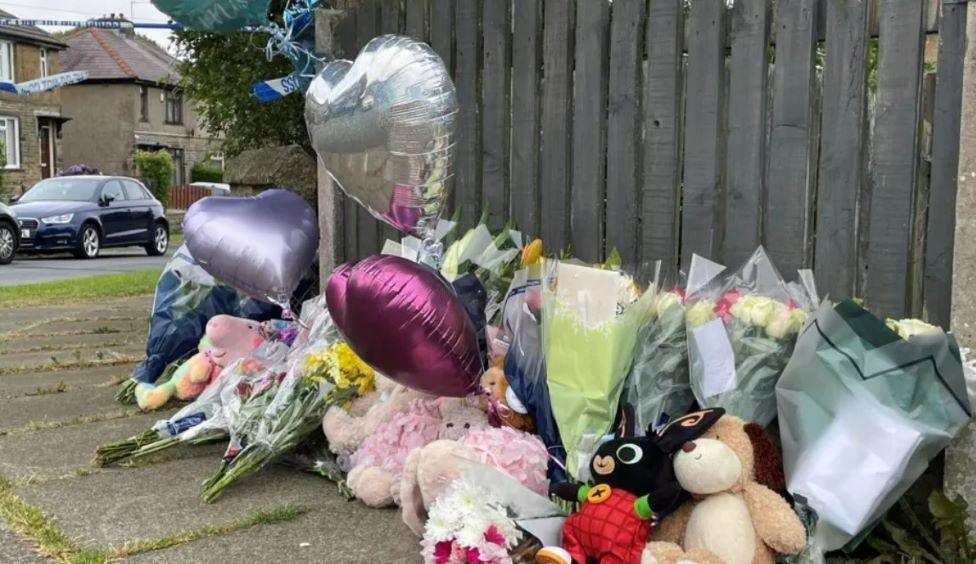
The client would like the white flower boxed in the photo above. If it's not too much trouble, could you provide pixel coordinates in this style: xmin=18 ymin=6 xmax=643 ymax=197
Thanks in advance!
xmin=655 ymin=291 xmax=683 ymax=318
xmin=765 ymin=304 xmax=792 ymax=340
xmin=730 ymin=296 xmax=777 ymax=327
xmin=424 ymin=512 xmax=455 ymax=543
xmin=886 ymin=318 xmax=939 ymax=340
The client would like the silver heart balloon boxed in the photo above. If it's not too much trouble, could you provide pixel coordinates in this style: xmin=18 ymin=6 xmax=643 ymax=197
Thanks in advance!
xmin=183 ymin=189 xmax=319 ymax=307
xmin=305 ymin=35 xmax=458 ymax=239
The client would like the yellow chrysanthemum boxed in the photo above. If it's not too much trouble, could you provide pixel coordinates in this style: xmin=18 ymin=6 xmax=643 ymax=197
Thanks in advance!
xmin=686 ymin=300 xmax=717 ymax=328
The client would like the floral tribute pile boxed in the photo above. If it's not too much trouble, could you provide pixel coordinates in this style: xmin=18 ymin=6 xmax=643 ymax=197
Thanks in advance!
xmin=95 ymin=220 xmax=973 ymax=564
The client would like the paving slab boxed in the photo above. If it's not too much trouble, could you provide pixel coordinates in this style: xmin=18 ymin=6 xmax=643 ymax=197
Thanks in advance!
xmin=0 ymin=385 xmax=134 ymax=432
xmin=126 ymin=508 xmax=421 ymax=564
xmin=14 ymin=456 xmax=376 ymax=550
xmin=11 ymin=318 xmax=147 ymax=339
xmin=0 ymin=344 xmax=145 ymax=371
xmin=0 ymin=331 xmax=144 ymax=353
xmin=0 ymin=363 xmax=138 ymax=399
xmin=0 ymin=410 xmax=190 ymax=481
xmin=0 ymin=297 xmax=151 ymax=332
xmin=0 ymin=526 xmax=46 ymax=564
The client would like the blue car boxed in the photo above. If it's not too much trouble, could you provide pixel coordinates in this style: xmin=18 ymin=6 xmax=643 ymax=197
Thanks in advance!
xmin=11 ymin=175 xmax=170 ymax=259
xmin=0 ymin=201 xmax=18 ymax=264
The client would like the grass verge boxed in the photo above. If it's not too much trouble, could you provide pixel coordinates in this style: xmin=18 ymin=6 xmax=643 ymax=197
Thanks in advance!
xmin=0 ymin=269 xmax=161 ymax=308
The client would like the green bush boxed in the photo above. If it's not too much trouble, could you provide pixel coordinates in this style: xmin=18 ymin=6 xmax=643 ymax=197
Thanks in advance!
xmin=190 ymin=162 xmax=223 ymax=183
xmin=133 ymin=150 xmax=174 ymax=206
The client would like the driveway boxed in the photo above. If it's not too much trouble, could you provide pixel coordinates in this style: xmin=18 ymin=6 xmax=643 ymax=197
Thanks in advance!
xmin=0 ymin=247 xmax=174 ymax=287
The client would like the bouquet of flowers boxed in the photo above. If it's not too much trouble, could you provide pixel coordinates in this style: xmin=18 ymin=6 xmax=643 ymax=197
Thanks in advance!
xmin=421 ymin=478 xmax=523 ymax=564
xmin=777 ymin=302 xmax=971 ymax=558
xmin=201 ymin=322 xmax=375 ymax=502
xmin=93 ymin=344 xmax=290 ymax=466
xmin=542 ymin=260 xmax=652 ymax=479
xmin=685 ymin=247 xmax=813 ymax=425
xmin=623 ymin=281 xmax=692 ymax=433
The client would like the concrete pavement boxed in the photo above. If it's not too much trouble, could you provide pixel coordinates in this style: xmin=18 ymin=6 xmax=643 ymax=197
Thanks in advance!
xmin=0 ymin=295 xmax=421 ymax=562
xmin=0 ymin=247 xmax=174 ymax=287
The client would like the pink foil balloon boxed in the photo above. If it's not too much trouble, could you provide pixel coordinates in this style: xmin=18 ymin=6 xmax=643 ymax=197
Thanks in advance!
xmin=328 ymin=255 xmax=482 ymax=397
xmin=325 ymin=262 xmax=353 ymax=329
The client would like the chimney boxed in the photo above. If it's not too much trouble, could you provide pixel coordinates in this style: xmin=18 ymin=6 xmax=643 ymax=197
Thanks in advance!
xmin=98 ymin=14 xmax=135 ymax=39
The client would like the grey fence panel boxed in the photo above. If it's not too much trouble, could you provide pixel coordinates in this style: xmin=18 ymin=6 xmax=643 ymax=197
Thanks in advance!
xmin=429 ymin=0 xmax=454 ymax=72
xmin=405 ymin=0 xmax=427 ymax=39
xmin=605 ymin=0 xmax=645 ymax=263
xmin=925 ymin=1 xmax=968 ymax=327
xmin=724 ymin=0 xmax=770 ymax=268
xmin=322 ymin=0 xmax=966 ymax=328
xmin=764 ymin=0 xmax=818 ymax=276
xmin=815 ymin=0 xmax=869 ymax=303
xmin=570 ymin=0 xmax=609 ymax=263
xmin=454 ymin=0 xmax=481 ymax=227
xmin=511 ymin=0 xmax=542 ymax=237
xmin=482 ymin=0 xmax=510 ymax=231
xmin=540 ymin=0 xmax=574 ymax=252
xmin=680 ymin=0 xmax=726 ymax=268
xmin=640 ymin=0 xmax=683 ymax=270
xmin=865 ymin=1 xmax=926 ymax=319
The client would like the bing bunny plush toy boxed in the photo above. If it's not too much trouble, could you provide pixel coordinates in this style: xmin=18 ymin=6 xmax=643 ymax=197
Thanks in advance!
xmin=536 ymin=408 xmax=725 ymax=564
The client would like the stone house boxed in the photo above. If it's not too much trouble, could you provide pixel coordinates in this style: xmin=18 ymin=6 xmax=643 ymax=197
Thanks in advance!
xmin=59 ymin=23 xmax=221 ymax=186
xmin=0 ymin=11 xmax=69 ymax=195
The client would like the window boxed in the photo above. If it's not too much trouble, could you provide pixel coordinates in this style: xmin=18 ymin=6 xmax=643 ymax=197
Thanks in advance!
xmin=100 ymin=181 xmax=126 ymax=203
xmin=164 ymin=91 xmax=183 ymax=124
xmin=0 ymin=116 xmax=20 ymax=168
xmin=39 ymin=47 xmax=48 ymax=77
xmin=139 ymin=86 xmax=148 ymax=121
xmin=0 ymin=40 xmax=13 ymax=82
xmin=122 ymin=180 xmax=146 ymax=200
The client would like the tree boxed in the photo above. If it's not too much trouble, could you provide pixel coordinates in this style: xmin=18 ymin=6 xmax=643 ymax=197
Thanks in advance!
xmin=172 ymin=2 xmax=312 ymax=158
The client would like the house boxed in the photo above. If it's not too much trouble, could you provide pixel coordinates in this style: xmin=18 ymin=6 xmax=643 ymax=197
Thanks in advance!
xmin=59 ymin=21 xmax=221 ymax=186
xmin=0 ymin=10 xmax=69 ymax=194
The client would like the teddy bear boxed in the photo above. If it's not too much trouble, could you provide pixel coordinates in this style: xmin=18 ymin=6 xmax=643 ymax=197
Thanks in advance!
xmin=134 ymin=315 xmax=269 ymax=411
xmin=322 ymin=373 xmax=431 ymax=459
xmin=399 ymin=419 xmax=550 ymax=536
xmin=535 ymin=409 xmax=725 ymax=564
xmin=479 ymin=366 xmax=535 ymax=432
xmin=346 ymin=397 xmax=487 ymax=508
xmin=645 ymin=414 xmax=807 ymax=564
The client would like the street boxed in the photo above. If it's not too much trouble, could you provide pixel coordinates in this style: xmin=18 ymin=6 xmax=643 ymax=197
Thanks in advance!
xmin=0 ymin=248 xmax=173 ymax=287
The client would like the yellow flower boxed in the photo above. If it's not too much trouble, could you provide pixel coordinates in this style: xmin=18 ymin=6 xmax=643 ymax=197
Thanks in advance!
xmin=303 ymin=343 xmax=375 ymax=396
xmin=521 ymin=239 xmax=543 ymax=266
xmin=886 ymin=318 xmax=939 ymax=340
xmin=765 ymin=303 xmax=793 ymax=340
xmin=730 ymin=296 xmax=778 ymax=327
xmin=686 ymin=300 xmax=717 ymax=328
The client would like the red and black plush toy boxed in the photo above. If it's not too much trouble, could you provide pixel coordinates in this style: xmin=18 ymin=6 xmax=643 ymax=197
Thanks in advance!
xmin=536 ymin=408 xmax=725 ymax=564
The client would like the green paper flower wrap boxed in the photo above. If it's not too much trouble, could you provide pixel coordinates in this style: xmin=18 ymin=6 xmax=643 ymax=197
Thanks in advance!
xmin=542 ymin=263 xmax=652 ymax=480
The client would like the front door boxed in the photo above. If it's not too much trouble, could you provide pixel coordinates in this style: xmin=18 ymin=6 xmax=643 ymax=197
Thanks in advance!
xmin=39 ymin=123 xmax=54 ymax=179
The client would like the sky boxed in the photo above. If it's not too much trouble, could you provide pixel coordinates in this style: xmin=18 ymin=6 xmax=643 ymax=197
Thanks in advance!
xmin=0 ymin=0 xmax=175 ymax=52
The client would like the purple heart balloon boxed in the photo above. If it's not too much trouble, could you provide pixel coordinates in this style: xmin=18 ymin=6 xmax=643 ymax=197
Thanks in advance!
xmin=325 ymin=262 xmax=353 ymax=329
xmin=183 ymin=189 xmax=319 ymax=306
xmin=329 ymin=255 xmax=482 ymax=397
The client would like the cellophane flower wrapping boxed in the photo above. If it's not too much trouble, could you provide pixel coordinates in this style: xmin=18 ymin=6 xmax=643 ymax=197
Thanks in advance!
xmin=685 ymin=247 xmax=815 ymax=425
xmin=93 ymin=341 xmax=291 ymax=466
xmin=777 ymin=301 xmax=972 ymax=560
xmin=623 ymin=264 xmax=692 ymax=432
xmin=421 ymin=477 xmax=522 ymax=564
xmin=542 ymin=260 xmax=652 ymax=480
xmin=495 ymin=264 xmax=566 ymax=480
xmin=202 ymin=295 xmax=375 ymax=502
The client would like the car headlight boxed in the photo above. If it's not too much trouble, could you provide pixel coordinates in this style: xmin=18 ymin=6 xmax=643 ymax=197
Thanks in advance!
xmin=40 ymin=213 xmax=74 ymax=224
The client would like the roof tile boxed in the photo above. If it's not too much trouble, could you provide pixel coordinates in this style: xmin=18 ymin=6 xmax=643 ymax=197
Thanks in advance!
xmin=61 ymin=27 xmax=178 ymax=84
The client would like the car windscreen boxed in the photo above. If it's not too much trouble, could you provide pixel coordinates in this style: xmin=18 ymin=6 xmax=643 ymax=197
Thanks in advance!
xmin=19 ymin=178 xmax=101 ymax=202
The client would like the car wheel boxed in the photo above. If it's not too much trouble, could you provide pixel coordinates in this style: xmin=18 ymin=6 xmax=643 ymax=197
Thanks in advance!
xmin=74 ymin=224 xmax=100 ymax=259
xmin=145 ymin=223 xmax=168 ymax=256
xmin=0 ymin=222 xmax=15 ymax=265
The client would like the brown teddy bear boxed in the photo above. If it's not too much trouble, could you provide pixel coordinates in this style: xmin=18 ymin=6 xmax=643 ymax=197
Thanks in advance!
xmin=645 ymin=415 xmax=806 ymax=564
xmin=479 ymin=366 xmax=535 ymax=432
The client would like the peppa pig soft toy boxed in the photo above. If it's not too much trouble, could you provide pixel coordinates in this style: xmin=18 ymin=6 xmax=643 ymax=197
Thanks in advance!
xmin=134 ymin=315 xmax=270 ymax=411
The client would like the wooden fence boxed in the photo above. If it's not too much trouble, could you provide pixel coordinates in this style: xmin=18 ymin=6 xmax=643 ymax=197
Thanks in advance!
xmin=322 ymin=0 xmax=968 ymax=327
xmin=169 ymin=184 xmax=212 ymax=210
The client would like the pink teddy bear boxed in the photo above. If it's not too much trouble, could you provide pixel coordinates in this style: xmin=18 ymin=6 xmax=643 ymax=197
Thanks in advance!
xmin=345 ymin=397 xmax=488 ymax=508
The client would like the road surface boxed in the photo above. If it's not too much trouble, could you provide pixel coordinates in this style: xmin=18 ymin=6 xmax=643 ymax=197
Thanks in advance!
xmin=0 ymin=247 xmax=173 ymax=287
